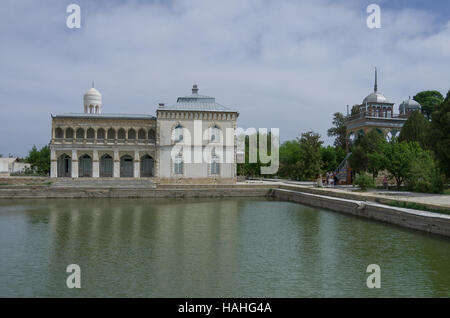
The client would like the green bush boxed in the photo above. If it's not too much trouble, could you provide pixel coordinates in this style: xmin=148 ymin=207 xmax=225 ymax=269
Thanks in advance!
xmin=404 ymin=152 xmax=444 ymax=194
xmin=353 ymin=173 xmax=375 ymax=191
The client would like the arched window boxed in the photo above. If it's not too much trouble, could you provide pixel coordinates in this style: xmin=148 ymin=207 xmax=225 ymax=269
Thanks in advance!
xmin=128 ymin=129 xmax=136 ymax=140
xmin=120 ymin=155 xmax=134 ymax=177
xmin=211 ymin=154 xmax=220 ymax=175
xmin=78 ymin=154 xmax=92 ymax=177
xmin=148 ymin=129 xmax=156 ymax=141
xmin=97 ymin=128 xmax=105 ymax=140
xmin=174 ymin=153 xmax=183 ymax=175
xmin=57 ymin=153 xmax=71 ymax=177
xmin=107 ymin=128 xmax=116 ymax=140
xmin=100 ymin=154 xmax=113 ymax=177
xmin=76 ymin=128 xmax=84 ymax=140
xmin=55 ymin=127 xmax=63 ymax=139
xmin=386 ymin=130 xmax=399 ymax=142
xmin=211 ymin=125 xmax=220 ymax=142
xmin=348 ymin=132 xmax=355 ymax=144
xmin=66 ymin=128 xmax=74 ymax=139
xmin=173 ymin=124 xmax=183 ymax=142
xmin=118 ymin=128 xmax=126 ymax=140
xmin=141 ymin=155 xmax=154 ymax=177
xmin=87 ymin=128 xmax=95 ymax=139
xmin=357 ymin=130 xmax=365 ymax=138
xmin=138 ymin=129 xmax=146 ymax=140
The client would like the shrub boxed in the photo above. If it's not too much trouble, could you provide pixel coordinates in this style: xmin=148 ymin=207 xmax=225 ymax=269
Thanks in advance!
xmin=404 ymin=151 xmax=444 ymax=194
xmin=353 ymin=173 xmax=375 ymax=191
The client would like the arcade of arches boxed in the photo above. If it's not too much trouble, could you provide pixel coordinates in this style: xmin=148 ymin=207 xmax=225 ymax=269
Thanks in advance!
xmin=55 ymin=151 xmax=154 ymax=178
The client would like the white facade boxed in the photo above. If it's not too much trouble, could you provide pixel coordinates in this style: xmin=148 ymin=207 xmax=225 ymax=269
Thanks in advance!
xmin=0 ymin=158 xmax=31 ymax=176
xmin=50 ymin=85 xmax=239 ymax=183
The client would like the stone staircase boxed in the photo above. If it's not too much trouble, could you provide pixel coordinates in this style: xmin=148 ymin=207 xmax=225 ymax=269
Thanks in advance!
xmin=50 ymin=178 xmax=156 ymax=188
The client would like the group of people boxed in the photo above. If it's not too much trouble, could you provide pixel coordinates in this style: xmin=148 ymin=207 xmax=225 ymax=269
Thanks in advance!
xmin=325 ymin=171 xmax=339 ymax=186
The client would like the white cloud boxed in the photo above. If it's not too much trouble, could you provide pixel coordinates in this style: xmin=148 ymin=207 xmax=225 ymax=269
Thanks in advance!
xmin=0 ymin=0 xmax=449 ymax=156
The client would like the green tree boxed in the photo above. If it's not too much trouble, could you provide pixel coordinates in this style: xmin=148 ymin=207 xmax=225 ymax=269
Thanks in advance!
xmin=237 ymin=132 xmax=275 ymax=177
xmin=429 ymin=90 xmax=450 ymax=177
xmin=348 ymin=129 xmax=385 ymax=177
xmin=327 ymin=112 xmax=347 ymax=150
xmin=320 ymin=146 xmax=337 ymax=173
xmin=398 ymin=110 xmax=431 ymax=149
xmin=278 ymin=140 xmax=302 ymax=179
xmin=350 ymin=104 xmax=360 ymax=116
xmin=381 ymin=141 xmax=420 ymax=190
xmin=26 ymin=144 xmax=50 ymax=175
xmin=413 ymin=90 xmax=444 ymax=120
xmin=405 ymin=149 xmax=444 ymax=194
xmin=367 ymin=151 xmax=385 ymax=181
xmin=297 ymin=131 xmax=323 ymax=180
xmin=353 ymin=172 xmax=375 ymax=191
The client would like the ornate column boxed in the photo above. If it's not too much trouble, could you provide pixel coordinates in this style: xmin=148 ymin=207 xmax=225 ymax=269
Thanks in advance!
xmin=134 ymin=150 xmax=140 ymax=178
xmin=50 ymin=149 xmax=57 ymax=178
xmin=92 ymin=149 xmax=99 ymax=178
xmin=71 ymin=149 xmax=78 ymax=178
xmin=113 ymin=150 xmax=120 ymax=178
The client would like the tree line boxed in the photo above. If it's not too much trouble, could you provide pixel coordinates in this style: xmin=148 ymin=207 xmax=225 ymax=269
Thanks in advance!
xmin=239 ymin=89 xmax=450 ymax=193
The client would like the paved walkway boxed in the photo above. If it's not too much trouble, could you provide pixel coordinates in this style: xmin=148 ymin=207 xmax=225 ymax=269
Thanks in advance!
xmin=242 ymin=179 xmax=450 ymax=211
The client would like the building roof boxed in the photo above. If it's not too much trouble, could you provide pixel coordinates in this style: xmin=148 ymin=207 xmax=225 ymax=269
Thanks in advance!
xmin=361 ymin=68 xmax=393 ymax=105
xmin=52 ymin=113 xmax=156 ymax=120
xmin=399 ymin=97 xmax=421 ymax=113
xmin=0 ymin=158 xmax=18 ymax=164
xmin=158 ymin=85 xmax=236 ymax=113
xmin=362 ymin=92 xmax=392 ymax=104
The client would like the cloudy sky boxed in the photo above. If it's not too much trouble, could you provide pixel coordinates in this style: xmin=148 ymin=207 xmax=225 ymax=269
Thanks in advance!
xmin=1 ymin=0 xmax=449 ymax=157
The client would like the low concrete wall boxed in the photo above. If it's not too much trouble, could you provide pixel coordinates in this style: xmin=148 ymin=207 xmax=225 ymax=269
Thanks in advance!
xmin=273 ymin=188 xmax=450 ymax=237
xmin=278 ymin=184 xmax=450 ymax=213
xmin=2 ymin=180 xmax=450 ymax=238
xmin=0 ymin=184 xmax=273 ymax=199
xmin=0 ymin=177 xmax=50 ymax=185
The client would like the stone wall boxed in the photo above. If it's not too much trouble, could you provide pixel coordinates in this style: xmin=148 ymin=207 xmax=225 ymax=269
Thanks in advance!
xmin=0 ymin=177 xmax=50 ymax=185
xmin=272 ymin=188 xmax=450 ymax=237
xmin=2 ymin=179 xmax=450 ymax=238
xmin=0 ymin=184 xmax=272 ymax=199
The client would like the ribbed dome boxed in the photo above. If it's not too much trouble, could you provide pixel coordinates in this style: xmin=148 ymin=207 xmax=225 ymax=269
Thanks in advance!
xmin=83 ymin=86 xmax=102 ymax=114
xmin=362 ymin=68 xmax=391 ymax=104
xmin=399 ymin=97 xmax=421 ymax=114
xmin=362 ymin=92 xmax=389 ymax=104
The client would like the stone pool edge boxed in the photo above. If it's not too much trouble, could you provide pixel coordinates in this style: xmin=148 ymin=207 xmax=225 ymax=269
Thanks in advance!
xmin=1 ymin=183 xmax=450 ymax=237
xmin=272 ymin=188 xmax=450 ymax=238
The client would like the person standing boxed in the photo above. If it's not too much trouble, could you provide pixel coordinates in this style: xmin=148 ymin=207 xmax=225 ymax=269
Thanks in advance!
xmin=383 ymin=176 xmax=388 ymax=190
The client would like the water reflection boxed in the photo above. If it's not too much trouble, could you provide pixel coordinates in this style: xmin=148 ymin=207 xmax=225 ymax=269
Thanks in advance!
xmin=0 ymin=198 xmax=449 ymax=297
xmin=43 ymin=199 xmax=241 ymax=297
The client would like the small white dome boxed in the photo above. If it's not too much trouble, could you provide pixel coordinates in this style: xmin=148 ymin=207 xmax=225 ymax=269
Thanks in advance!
xmin=83 ymin=86 xmax=102 ymax=114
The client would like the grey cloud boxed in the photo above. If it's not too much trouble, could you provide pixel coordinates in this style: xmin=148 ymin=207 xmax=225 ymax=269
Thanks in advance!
xmin=0 ymin=0 xmax=449 ymax=157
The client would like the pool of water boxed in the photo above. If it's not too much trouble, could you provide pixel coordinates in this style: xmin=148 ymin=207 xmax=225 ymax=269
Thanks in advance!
xmin=0 ymin=198 xmax=449 ymax=297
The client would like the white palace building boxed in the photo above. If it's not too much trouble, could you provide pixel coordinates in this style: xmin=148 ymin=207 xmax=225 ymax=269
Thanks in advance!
xmin=50 ymin=84 xmax=239 ymax=183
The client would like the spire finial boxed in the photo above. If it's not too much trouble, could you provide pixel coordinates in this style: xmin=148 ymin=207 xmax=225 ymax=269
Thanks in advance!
xmin=374 ymin=67 xmax=378 ymax=92
xmin=92 ymin=80 xmax=95 ymax=88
